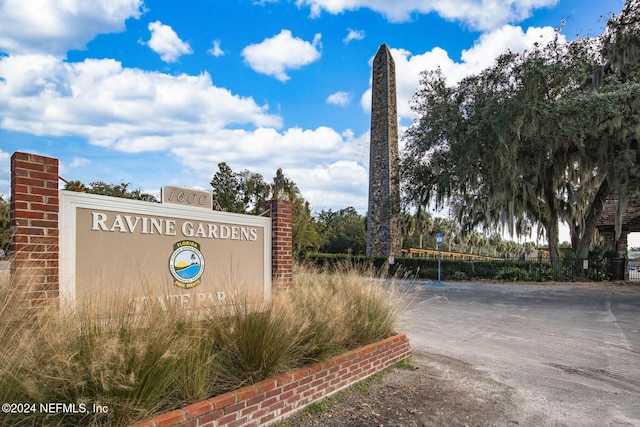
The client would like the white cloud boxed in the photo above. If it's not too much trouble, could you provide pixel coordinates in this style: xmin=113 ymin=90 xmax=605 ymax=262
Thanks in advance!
xmin=0 ymin=0 xmax=142 ymax=56
xmin=296 ymin=0 xmax=558 ymax=30
xmin=361 ymin=25 xmax=564 ymax=122
xmin=145 ymin=21 xmax=193 ymax=63
xmin=0 ymin=150 xmax=9 ymax=198
xmin=460 ymin=25 xmax=562 ymax=66
xmin=293 ymin=160 xmax=369 ymax=212
xmin=242 ymin=30 xmax=322 ymax=82
xmin=58 ymin=157 xmax=91 ymax=175
xmin=0 ymin=55 xmax=282 ymax=146
xmin=208 ymin=40 xmax=225 ymax=57
xmin=69 ymin=157 xmax=91 ymax=168
xmin=0 ymin=150 xmax=9 ymax=175
xmin=0 ymin=150 xmax=8 ymax=167
xmin=0 ymin=53 xmax=367 ymax=209
xmin=166 ymin=127 xmax=368 ymax=212
xmin=327 ymin=91 xmax=352 ymax=106
xmin=343 ymin=29 xmax=365 ymax=44
xmin=171 ymin=126 xmax=359 ymax=172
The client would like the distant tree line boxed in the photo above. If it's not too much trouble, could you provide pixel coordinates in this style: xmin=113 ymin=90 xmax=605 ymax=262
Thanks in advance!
xmin=210 ymin=163 xmax=539 ymax=258
xmin=0 ymin=168 xmax=538 ymax=259
xmin=63 ymin=180 xmax=158 ymax=202
xmin=209 ymin=162 xmax=364 ymax=256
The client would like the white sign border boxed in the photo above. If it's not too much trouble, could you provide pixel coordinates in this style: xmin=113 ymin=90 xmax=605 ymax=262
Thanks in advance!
xmin=59 ymin=190 xmax=272 ymax=305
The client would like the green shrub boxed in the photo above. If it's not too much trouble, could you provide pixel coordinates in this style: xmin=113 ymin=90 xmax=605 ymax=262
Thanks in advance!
xmin=452 ymin=271 xmax=468 ymax=280
xmin=301 ymin=252 xmax=605 ymax=282
xmin=493 ymin=266 xmax=531 ymax=281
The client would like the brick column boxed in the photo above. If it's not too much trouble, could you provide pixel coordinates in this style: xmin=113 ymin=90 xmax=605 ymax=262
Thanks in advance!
xmin=265 ymin=199 xmax=293 ymax=290
xmin=10 ymin=152 xmax=60 ymax=307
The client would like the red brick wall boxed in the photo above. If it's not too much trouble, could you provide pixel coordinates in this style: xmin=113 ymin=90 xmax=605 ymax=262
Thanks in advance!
xmin=264 ymin=199 xmax=293 ymax=290
xmin=10 ymin=152 xmax=60 ymax=307
xmin=131 ymin=333 xmax=412 ymax=427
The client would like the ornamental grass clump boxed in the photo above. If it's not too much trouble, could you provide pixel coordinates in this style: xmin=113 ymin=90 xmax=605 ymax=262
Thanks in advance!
xmin=0 ymin=284 xmax=36 ymax=420
xmin=0 ymin=287 xmax=202 ymax=426
xmin=292 ymin=263 xmax=405 ymax=349
xmin=0 ymin=264 xmax=405 ymax=427
xmin=203 ymin=293 xmax=312 ymax=391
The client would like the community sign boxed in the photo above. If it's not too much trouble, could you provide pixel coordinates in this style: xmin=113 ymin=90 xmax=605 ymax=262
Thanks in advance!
xmin=59 ymin=189 xmax=271 ymax=307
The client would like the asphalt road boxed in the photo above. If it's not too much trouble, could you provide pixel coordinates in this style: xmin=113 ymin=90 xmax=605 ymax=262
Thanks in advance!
xmin=400 ymin=281 xmax=640 ymax=426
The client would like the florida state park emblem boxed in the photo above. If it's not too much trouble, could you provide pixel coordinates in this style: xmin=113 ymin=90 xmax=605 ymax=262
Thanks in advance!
xmin=169 ymin=240 xmax=205 ymax=288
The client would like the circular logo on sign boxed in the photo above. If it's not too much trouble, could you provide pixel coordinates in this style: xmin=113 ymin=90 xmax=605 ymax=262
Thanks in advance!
xmin=169 ymin=240 xmax=205 ymax=289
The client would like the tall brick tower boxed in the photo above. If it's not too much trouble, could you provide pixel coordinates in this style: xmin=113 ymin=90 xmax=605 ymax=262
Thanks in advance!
xmin=366 ymin=44 xmax=401 ymax=257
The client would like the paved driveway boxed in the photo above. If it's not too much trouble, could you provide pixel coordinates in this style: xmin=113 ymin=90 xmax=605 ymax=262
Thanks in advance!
xmin=400 ymin=281 xmax=640 ymax=426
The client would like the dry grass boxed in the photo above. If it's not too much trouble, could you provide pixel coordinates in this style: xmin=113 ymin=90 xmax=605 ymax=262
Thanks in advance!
xmin=0 ymin=262 xmax=405 ymax=426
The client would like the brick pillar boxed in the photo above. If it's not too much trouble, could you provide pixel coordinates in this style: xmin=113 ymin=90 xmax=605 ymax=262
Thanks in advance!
xmin=10 ymin=152 xmax=60 ymax=307
xmin=265 ymin=199 xmax=293 ymax=290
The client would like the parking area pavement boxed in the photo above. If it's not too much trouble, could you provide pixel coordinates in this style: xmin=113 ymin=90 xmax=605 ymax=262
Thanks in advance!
xmin=400 ymin=281 xmax=640 ymax=426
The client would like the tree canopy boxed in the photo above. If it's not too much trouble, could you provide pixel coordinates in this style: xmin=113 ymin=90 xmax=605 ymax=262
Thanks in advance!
xmin=317 ymin=207 xmax=367 ymax=255
xmin=210 ymin=162 xmax=253 ymax=213
xmin=402 ymin=0 xmax=640 ymax=266
xmin=63 ymin=180 xmax=158 ymax=202
xmin=210 ymin=163 xmax=323 ymax=255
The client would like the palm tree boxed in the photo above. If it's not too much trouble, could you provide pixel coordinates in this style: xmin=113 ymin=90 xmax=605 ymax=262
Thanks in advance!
xmin=400 ymin=212 xmax=416 ymax=248
xmin=414 ymin=210 xmax=434 ymax=249
xmin=443 ymin=218 xmax=459 ymax=252
xmin=468 ymin=231 xmax=482 ymax=255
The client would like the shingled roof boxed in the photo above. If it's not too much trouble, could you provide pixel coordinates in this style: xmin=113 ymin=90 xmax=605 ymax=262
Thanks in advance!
xmin=596 ymin=197 xmax=640 ymax=232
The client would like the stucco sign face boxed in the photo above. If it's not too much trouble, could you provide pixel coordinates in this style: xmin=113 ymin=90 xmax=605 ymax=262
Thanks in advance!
xmin=169 ymin=240 xmax=205 ymax=288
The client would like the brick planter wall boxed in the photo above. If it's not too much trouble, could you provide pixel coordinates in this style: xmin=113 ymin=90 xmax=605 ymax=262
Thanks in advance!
xmin=131 ymin=333 xmax=412 ymax=427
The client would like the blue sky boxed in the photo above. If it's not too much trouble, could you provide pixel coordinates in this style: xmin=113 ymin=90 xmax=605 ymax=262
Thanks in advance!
xmin=0 ymin=0 xmax=622 ymax=216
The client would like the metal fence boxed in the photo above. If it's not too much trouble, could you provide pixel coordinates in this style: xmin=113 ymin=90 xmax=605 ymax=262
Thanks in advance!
xmin=629 ymin=260 xmax=640 ymax=281
xmin=306 ymin=253 xmax=630 ymax=282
